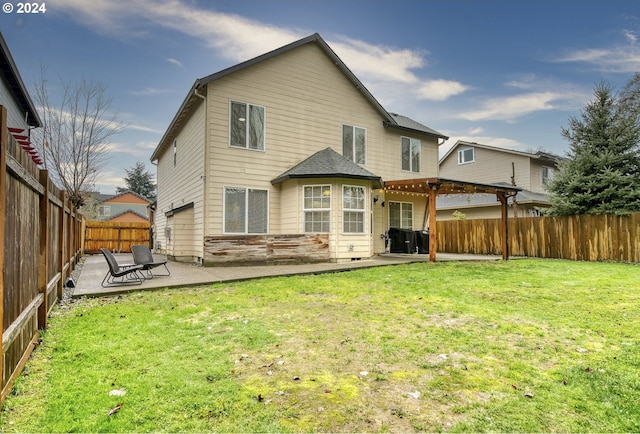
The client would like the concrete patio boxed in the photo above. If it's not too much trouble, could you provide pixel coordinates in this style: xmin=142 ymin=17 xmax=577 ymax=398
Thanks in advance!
xmin=72 ymin=252 xmax=502 ymax=298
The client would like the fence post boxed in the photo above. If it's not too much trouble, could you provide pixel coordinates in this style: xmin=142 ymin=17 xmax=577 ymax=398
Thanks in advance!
xmin=38 ymin=170 xmax=49 ymax=329
xmin=0 ymin=106 xmax=8 ymax=393
xmin=57 ymin=191 xmax=66 ymax=299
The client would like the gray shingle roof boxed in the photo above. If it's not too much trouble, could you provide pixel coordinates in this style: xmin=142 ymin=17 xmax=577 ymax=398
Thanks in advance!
xmin=387 ymin=113 xmax=448 ymax=139
xmin=437 ymin=188 xmax=550 ymax=209
xmin=271 ymin=147 xmax=382 ymax=185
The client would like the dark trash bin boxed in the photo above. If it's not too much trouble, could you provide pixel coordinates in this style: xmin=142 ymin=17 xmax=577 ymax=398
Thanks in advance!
xmin=387 ymin=228 xmax=429 ymax=254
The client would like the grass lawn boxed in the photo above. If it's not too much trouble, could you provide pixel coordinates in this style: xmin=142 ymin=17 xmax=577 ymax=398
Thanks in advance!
xmin=1 ymin=259 xmax=639 ymax=432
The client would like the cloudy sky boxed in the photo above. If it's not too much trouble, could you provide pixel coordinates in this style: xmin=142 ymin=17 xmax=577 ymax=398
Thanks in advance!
xmin=2 ymin=0 xmax=639 ymax=193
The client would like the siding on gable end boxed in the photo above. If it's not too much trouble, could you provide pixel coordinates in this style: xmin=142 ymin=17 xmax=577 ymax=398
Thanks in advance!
xmin=0 ymin=79 xmax=30 ymax=130
xmin=203 ymin=43 xmax=438 ymax=238
xmin=440 ymin=146 xmax=531 ymax=190
xmin=155 ymin=98 xmax=205 ymax=257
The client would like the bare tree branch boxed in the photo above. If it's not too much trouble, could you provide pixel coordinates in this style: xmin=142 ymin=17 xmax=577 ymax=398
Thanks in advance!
xmin=31 ymin=67 xmax=123 ymax=207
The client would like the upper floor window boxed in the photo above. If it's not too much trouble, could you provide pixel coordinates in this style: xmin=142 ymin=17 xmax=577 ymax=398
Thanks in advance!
xmin=224 ymin=187 xmax=268 ymax=234
xmin=342 ymin=125 xmax=366 ymax=165
xmin=230 ymin=101 xmax=265 ymax=150
xmin=173 ymin=139 xmax=177 ymax=167
xmin=401 ymin=137 xmax=421 ymax=173
xmin=343 ymin=185 xmax=366 ymax=233
xmin=458 ymin=147 xmax=474 ymax=165
xmin=542 ymin=166 xmax=555 ymax=185
xmin=98 ymin=205 xmax=111 ymax=217
xmin=303 ymin=185 xmax=331 ymax=233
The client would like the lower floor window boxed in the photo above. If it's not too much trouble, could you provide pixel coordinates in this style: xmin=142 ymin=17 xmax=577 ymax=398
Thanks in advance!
xmin=389 ymin=201 xmax=413 ymax=229
xmin=224 ymin=187 xmax=268 ymax=233
xmin=343 ymin=185 xmax=365 ymax=233
xmin=304 ymin=185 xmax=331 ymax=233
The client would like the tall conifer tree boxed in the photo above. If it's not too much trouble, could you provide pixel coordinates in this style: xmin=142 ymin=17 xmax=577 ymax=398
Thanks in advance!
xmin=546 ymin=81 xmax=640 ymax=216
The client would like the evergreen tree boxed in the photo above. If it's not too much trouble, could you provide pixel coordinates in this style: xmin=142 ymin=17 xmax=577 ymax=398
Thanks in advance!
xmin=546 ymin=81 xmax=640 ymax=216
xmin=117 ymin=161 xmax=157 ymax=202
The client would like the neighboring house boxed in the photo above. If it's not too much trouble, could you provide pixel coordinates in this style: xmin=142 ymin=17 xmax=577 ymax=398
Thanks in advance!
xmin=151 ymin=33 xmax=454 ymax=264
xmin=97 ymin=191 xmax=150 ymax=222
xmin=437 ymin=141 xmax=561 ymax=220
xmin=0 ymin=32 xmax=42 ymax=162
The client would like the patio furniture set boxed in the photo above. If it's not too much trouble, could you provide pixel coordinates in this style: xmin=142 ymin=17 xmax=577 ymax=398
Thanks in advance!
xmin=100 ymin=245 xmax=170 ymax=287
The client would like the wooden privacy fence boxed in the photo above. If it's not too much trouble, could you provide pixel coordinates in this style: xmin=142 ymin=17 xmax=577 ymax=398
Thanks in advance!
xmin=84 ymin=221 xmax=150 ymax=253
xmin=0 ymin=106 xmax=83 ymax=402
xmin=438 ymin=213 xmax=640 ymax=262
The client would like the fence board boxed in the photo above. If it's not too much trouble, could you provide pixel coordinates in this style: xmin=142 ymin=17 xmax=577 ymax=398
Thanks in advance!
xmin=1 ymin=106 xmax=83 ymax=401
xmin=438 ymin=213 xmax=640 ymax=262
xmin=84 ymin=221 xmax=150 ymax=253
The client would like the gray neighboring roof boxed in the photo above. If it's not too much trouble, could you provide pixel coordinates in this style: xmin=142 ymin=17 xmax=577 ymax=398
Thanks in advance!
xmin=437 ymin=188 xmax=550 ymax=209
xmin=271 ymin=147 xmax=382 ymax=185
xmin=152 ymin=33 xmax=445 ymax=161
xmin=0 ymin=33 xmax=41 ymax=127
xmin=386 ymin=113 xmax=448 ymax=139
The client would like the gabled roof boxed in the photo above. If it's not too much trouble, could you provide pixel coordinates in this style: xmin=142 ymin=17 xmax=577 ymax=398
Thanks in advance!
xmin=101 ymin=190 xmax=151 ymax=204
xmin=271 ymin=147 xmax=381 ymax=185
xmin=440 ymin=140 xmax=563 ymax=165
xmin=386 ymin=113 xmax=448 ymax=139
xmin=151 ymin=33 xmax=445 ymax=161
xmin=106 ymin=209 xmax=149 ymax=221
xmin=0 ymin=33 xmax=41 ymax=127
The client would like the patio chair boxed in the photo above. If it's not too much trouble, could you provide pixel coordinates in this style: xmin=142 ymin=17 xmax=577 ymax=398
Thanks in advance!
xmin=100 ymin=248 xmax=144 ymax=287
xmin=131 ymin=244 xmax=170 ymax=278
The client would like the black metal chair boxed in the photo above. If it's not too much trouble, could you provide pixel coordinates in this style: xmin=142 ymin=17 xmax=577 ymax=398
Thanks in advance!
xmin=131 ymin=244 xmax=170 ymax=278
xmin=100 ymin=248 xmax=144 ymax=287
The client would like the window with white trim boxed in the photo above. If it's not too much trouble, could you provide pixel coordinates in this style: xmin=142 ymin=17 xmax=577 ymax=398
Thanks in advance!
xmin=401 ymin=137 xmax=421 ymax=172
xmin=224 ymin=187 xmax=268 ymax=234
xmin=342 ymin=185 xmax=366 ymax=233
xmin=303 ymin=185 xmax=331 ymax=233
xmin=173 ymin=139 xmax=177 ymax=167
xmin=388 ymin=201 xmax=413 ymax=229
xmin=458 ymin=147 xmax=474 ymax=164
xmin=342 ymin=125 xmax=366 ymax=164
xmin=98 ymin=205 xmax=111 ymax=217
xmin=542 ymin=166 xmax=554 ymax=185
xmin=230 ymin=101 xmax=265 ymax=150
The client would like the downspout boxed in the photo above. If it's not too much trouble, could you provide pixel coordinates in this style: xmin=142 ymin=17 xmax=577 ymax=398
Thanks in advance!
xmin=194 ymin=86 xmax=207 ymax=263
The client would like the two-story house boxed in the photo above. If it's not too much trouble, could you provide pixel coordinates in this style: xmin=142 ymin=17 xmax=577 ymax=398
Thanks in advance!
xmin=96 ymin=191 xmax=151 ymax=222
xmin=151 ymin=33 xmax=456 ymax=264
xmin=437 ymin=140 xmax=561 ymax=220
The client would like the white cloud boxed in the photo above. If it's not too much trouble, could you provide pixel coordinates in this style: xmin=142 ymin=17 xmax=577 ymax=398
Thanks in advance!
xmin=166 ymin=57 xmax=184 ymax=68
xmin=623 ymin=29 xmax=638 ymax=44
xmin=129 ymin=87 xmax=174 ymax=97
xmin=418 ymin=79 xmax=469 ymax=101
xmin=458 ymin=92 xmax=561 ymax=121
xmin=51 ymin=0 xmax=469 ymax=102
xmin=554 ymin=28 xmax=640 ymax=73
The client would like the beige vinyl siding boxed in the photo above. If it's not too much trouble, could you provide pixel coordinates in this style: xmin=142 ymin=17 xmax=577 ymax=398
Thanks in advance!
xmin=171 ymin=206 xmax=198 ymax=261
xmin=0 ymin=79 xmax=32 ymax=130
xmin=440 ymin=146 xmax=531 ymax=189
xmin=155 ymin=99 xmax=205 ymax=258
xmin=529 ymin=160 xmax=554 ymax=193
xmin=204 ymin=43 xmax=386 ymax=236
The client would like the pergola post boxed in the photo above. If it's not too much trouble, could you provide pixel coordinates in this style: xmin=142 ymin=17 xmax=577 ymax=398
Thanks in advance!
xmin=428 ymin=186 xmax=437 ymax=262
xmin=497 ymin=192 xmax=509 ymax=260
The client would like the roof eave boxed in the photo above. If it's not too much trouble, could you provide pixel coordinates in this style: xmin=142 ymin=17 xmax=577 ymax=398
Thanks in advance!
xmin=0 ymin=33 xmax=42 ymax=127
xmin=383 ymin=120 xmax=449 ymax=140
xmin=272 ymin=173 xmax=382 ymax=186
